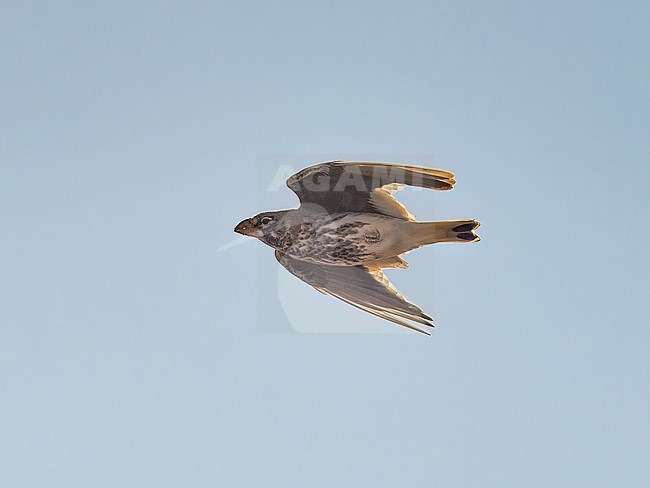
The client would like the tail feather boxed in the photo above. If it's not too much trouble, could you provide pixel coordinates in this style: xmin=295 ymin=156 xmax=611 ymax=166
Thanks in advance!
xmin=411 ymin=219 xmax=481 ymax=246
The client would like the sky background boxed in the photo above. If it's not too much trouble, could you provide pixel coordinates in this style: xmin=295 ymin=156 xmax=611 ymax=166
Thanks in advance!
xmin=2 ymin=1 xmax=649 ymax=486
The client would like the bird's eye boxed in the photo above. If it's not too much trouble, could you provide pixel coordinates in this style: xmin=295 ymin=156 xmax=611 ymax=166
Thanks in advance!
xmin=260 ymin=216 xmax=273 ymax=225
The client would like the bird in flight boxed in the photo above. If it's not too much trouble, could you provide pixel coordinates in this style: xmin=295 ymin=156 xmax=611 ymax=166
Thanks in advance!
xmin=234 ymin=161 xmax=480 ymax=335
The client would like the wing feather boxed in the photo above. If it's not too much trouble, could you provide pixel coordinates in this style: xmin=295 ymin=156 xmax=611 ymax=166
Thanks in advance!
xmin=275 ymin=250 xmax=433 ymax=335
xmin=286 ymin=161 xmax=455 ymax=219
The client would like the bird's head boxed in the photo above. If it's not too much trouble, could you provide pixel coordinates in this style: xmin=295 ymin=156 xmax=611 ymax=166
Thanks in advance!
xmin=234 ymin=211 xmax=285 ymax=241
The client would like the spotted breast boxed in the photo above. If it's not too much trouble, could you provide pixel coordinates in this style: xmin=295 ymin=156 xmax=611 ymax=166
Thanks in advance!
xmin=277 ymin=212 xmax=409 ymax=266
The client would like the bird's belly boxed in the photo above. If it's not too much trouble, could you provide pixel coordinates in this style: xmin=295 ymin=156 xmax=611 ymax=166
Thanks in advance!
xmin=285 ymin=214 xmax=407 ymax=266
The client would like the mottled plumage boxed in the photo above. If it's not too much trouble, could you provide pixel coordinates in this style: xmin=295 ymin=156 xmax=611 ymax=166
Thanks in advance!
xmin=235 ymin=161 xmax=480 ymax=334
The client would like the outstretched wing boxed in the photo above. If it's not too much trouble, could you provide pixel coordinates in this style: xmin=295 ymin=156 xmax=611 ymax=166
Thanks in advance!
xmin=275 ymin=250 xmax=433 ymax=335
xmin=286 ymin=161 xmax=455 ymax=220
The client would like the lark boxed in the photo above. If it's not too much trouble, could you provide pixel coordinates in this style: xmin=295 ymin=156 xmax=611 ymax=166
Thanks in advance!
xmin=235 ymin=161 xmax=480 ymax=335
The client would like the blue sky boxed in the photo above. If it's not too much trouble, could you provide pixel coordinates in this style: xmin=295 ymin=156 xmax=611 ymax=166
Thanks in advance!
xmin=1 ymin=1 xmax=649 ymax=486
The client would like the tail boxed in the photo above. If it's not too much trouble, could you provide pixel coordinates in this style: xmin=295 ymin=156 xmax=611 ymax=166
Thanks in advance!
xmin=411 ymin=219 xmax=481 ymax=246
